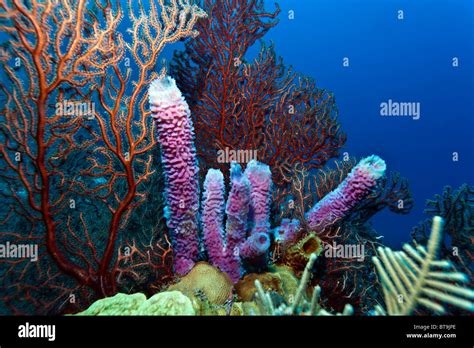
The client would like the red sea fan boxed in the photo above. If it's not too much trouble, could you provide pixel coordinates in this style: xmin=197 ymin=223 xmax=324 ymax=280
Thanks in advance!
xmin=170 ymin=0 xmax=346 ymax=187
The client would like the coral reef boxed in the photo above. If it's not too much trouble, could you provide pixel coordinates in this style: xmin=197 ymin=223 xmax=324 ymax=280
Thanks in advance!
xmin=167 ymin=262 xmax=233 ymax=305
xmin=149 ymin=71 xmax=275 ymax=280
xmin=1 ymin=0 xmax=471 ymax=320
xmin=0 ymin=0 xmax=207 ymax=314
xmin=149 ymin=76 xmax=388 ymax=291
xmin=76 ymin=216 xmax=474 ymax=317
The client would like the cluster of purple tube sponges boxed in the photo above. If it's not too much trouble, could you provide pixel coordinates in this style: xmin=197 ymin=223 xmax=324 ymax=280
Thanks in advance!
xmin=202 ymin=161 xmax=272 ymax=282
xmin=149 ymin=76 xmax=386 ymax=282
xmin=149 ymin=77 xmax=272 ymax=280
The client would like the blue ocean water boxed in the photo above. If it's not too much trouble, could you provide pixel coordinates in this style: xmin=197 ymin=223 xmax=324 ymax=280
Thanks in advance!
xmin=239 ymin=0 xmax=474 ymax=247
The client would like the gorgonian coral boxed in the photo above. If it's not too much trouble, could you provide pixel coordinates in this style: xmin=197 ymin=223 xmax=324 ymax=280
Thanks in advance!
xmin=170 ymin=0 xmax=346 ymax=187
xmin=0 ymin=0 xmax=206 ymax=314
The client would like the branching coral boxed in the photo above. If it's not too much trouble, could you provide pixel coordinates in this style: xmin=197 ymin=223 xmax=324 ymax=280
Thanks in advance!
xmin=373 ymin=216 xmax=474 ymax=315
xmin=0 ymin=0 xmax=206 ymax=314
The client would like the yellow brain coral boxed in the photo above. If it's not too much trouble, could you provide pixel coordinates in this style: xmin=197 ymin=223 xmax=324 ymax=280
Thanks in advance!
xmin=75 ymin=293 xmax=146 ymax=316
xmin=137 ymin=291 xmax=195 ymax=315
xmin=168 ymin=262 xmax=233 ymax=305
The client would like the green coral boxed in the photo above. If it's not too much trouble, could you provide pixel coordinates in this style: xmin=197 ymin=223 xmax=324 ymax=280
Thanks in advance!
xmin=76 ymin=293 xmax=146 ymax=316
xmin=75 ymin=291 xmax=195 ymax=316
xmin=137 ymin=291 xmax=195 ymax=315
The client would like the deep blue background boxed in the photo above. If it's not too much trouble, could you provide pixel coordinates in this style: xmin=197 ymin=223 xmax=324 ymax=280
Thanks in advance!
xmin=248 ymin=0 xmax=473 ymax=247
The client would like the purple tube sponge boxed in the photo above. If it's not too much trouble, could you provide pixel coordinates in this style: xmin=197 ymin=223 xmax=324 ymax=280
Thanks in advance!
xmin=149 ymin=76 xmax=200 ymax=275
xmin=244 ymin=160 xmax=272 ymax=235
xmin=306 ymin=155 xmax=386 ymax=231
xmin=201 ymin=161 xmax=273 ymax=282
xmin=240 ymin=232 xmax=271 ymax=260
xmin=241 ymin=160 xmax=272 ymax=260
xmin=223 ymin=163 xmax=251 ymax=281
xmin=225 ymin=162 xmax=251 ymax=250
xmin=201 ymin=169 xmax=225 ymax=268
